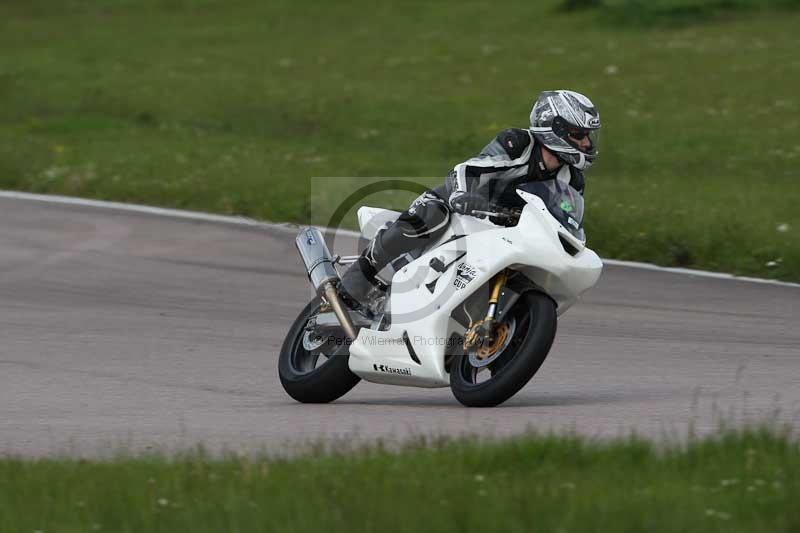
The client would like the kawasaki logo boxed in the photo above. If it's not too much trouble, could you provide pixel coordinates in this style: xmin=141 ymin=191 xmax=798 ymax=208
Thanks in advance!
xmin=373 ymin=364 xmax=412 ymax=375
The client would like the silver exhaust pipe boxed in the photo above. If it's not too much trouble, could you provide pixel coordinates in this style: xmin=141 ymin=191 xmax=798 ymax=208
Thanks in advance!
xmin=295 ymin=228 xmax=357 ymax=340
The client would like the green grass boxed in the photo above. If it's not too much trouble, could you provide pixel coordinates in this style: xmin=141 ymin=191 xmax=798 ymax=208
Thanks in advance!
xmin=0 ymin=0 xmax=798 ymax=280
xmin=570 ymin=0 xmax=800 ymax=26
xmin=1 ymin=428 xmax=798 ymax=532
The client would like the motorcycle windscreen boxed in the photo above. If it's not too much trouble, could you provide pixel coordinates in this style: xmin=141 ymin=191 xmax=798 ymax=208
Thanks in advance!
xmin=517 ymin=180 xmax=586 ymax=241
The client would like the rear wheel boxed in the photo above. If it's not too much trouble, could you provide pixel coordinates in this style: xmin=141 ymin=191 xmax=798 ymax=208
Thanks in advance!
xmin=450 ymin=291 xmax=557 ymax=407
xmin=278 ymin=297 xmax=360 ymax=403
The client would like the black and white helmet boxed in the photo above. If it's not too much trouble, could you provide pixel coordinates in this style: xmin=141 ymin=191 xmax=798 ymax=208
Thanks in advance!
xmin=530 ymin=90 xmax=601 ymax=170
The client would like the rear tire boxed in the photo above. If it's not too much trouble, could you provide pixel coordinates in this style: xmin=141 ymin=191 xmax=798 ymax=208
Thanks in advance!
xmin=450 ymin=291 xmax=557 ymax=407
xmin=278 ymin=297 xmax=361 ymax=403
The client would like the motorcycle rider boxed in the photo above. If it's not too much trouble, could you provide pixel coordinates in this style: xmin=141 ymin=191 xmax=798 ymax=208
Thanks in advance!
xmin=340 ymin=89 xmax=601 ymax=311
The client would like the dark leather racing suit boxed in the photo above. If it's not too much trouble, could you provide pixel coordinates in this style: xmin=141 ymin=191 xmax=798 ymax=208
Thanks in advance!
xmin=341 ymin=128 xmax=587 ymax=306
xmin=368 ymin=128 xmax=584 ymax=269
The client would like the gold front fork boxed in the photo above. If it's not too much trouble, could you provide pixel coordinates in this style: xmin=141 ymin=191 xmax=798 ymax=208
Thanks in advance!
xmin=486 ymin=269 xmax=508 ymax=323
xmin=463 ymin=269 xmax=508 ymax=352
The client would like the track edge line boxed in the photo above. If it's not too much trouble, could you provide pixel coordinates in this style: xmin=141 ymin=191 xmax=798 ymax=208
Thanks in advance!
xmin=2 ymin=189 xmax=796 ymax=288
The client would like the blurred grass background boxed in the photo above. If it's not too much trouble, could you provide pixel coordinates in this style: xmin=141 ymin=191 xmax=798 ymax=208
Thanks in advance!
xmin=0 ymin=0 xmax=798 ymax=280
xmin=1 ymin=427 xmax=798 ymax=533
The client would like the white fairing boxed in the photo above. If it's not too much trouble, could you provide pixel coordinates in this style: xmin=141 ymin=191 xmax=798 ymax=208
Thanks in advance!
xmin=348 ymin=191 xmax=603 ymax=388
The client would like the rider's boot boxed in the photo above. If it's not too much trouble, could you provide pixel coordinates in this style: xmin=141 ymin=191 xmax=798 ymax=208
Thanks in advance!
xmin=339 ymin=253 xmax=380 ymax=312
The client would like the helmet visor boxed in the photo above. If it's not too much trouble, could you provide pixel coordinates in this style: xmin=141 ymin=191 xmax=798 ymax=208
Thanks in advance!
xmin=565 ymin=127 xmax=600 ymax=156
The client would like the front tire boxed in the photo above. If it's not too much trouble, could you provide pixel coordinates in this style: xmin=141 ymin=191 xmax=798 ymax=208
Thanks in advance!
xmin=450 ymin=291 xmax=557 ymax=407
xmin=278 ymin=297 xmax=360 ymax=403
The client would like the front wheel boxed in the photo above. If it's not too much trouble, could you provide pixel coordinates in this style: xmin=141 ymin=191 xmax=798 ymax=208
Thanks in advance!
xmin=450 ymin=291 xmax=557 ymax=407
xmin=278 ymin=297 xmax=361 ymax=403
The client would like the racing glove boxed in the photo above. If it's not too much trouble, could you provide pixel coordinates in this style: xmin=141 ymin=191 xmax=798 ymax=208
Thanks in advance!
xmin=448 ymin=191 xmax=489 ymax=215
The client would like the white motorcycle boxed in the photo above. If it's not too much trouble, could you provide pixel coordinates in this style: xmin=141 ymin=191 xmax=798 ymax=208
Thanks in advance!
xmin=279 ymin=180 xmax=602 ymax=407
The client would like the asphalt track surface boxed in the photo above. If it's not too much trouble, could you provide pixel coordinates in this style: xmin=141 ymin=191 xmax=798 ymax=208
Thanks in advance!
xmin=1 ymin=195 xmax=798 ymax=457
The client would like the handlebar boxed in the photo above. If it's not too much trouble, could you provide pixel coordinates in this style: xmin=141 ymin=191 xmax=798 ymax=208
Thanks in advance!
xmin=469 ymin=207 xmax=522 ymax=222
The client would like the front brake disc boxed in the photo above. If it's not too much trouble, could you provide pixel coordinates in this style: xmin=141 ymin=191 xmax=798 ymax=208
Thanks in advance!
xmin=468 ymin=317 xmax=516 ymax=368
